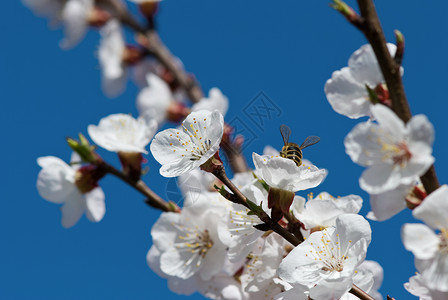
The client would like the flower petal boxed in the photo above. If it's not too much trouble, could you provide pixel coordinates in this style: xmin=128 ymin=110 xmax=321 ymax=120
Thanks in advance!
xmin=60 ymin=191 xmax=85 ymax=228
xmin=324 ymin=67 xmax=371 ymax=119
xmin=36 ymin=156 xmax=76 ymax=204
xmin=413 ymin=185 xmax=448 ymax=229
xmin=359 ymin=164 xmax=399 ymax=194
xmin=401 ymin=223 xmax=439 ymax=260
xmin=85 ymin=187 xmax=106 ymax=222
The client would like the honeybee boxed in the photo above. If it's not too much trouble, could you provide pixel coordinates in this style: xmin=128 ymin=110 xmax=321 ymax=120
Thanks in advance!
xmin=279 ymin=124 xmax=320 ymax=167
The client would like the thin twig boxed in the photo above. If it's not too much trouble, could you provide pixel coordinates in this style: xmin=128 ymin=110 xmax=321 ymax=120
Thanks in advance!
xmin=99 ymin=161 xmax=173 ymax=212
xmin=349 ymin=284 xmax=375 ymax=300
xmin=212 ymin=166 xmax=301 ymax=247
xmin=116 ymin=8 xmax=204 ymax=103
xmin=334 ymin=0 xmax=440 ymax=195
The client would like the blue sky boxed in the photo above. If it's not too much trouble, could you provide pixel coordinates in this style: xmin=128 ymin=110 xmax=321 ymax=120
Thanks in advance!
xmin=1 ymin=0 xmax=448 ymax=299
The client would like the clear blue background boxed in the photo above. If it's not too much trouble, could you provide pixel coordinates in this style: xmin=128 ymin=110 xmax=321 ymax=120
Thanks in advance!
xmin=1 ymin=0 xmax=447 ymax=299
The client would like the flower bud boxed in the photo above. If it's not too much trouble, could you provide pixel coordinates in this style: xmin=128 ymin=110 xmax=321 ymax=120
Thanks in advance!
xmin=74 ymin=165 xmax=106 ymax=194
xmin=166 ymin=101 xmax=190 ymax=123
xmin=122 ymin=45 xmax=144 ymax=65
xmin=87 ymin=7 xmax=111 ymax=27
xmin=118 ymin=151 xmax=145 ymax=182
xmin=268 ymin=187 xmax=295 ymax=222
xmin=200 ymin=151 xmax=223 ymax=173
xmin=67 ymin=133 xmax=101 ymax=164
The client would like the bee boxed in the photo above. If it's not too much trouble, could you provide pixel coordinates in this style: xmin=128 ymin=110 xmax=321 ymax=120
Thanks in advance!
xmin=279 ymin=124 xmax=320 ymax=167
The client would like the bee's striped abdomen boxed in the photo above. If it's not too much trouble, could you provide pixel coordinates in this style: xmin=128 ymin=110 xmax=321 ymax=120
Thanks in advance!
xmin=280 ymin=144 xmax=303 ymax=167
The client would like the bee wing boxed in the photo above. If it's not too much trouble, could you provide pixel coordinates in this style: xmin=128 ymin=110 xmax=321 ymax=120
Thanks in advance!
xmin=280 ymin=124 xmax=291 ymax=145
xmin=300 ymin=136 xmax=320 ymax=150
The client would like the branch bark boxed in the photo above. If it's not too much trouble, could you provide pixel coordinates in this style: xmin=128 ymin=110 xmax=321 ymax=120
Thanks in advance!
xmin=335 ymin=0 xmax=440 ymax=194
xmin=99 ymin=161 xmax=174 ymax=212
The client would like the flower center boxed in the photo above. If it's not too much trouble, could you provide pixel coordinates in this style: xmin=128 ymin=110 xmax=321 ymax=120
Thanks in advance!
xmin=306 ymin=231 xmax=350 ymax=273
xmin=439 ymin=229 xmax=448 ymax=254
xmin=177 ymin=118 xmax=212 ymax=161
xmin=378 ymin=137 xmax=412 ymax=167
xmin=175 ymin=228 xmax=214 ymax=268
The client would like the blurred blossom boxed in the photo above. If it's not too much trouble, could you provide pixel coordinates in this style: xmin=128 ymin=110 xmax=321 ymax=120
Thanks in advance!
xmin=405 ymin=273 xmax=448 ymax=300
xmin=98 ymin=20 xmax=127 ymax=97
xmin=402 ymin=185 xmax=448 ymax=293
xmin=36 ymin=154 xmax=105 ymax=228
xmin=88 ymin=113 xmax=157 ymax=154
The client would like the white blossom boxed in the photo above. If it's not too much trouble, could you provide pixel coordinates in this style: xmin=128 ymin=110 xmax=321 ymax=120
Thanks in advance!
xmin=192 ymin=88 xmax=229 ymax=116
xmin=240 ymin=234 xmax=288 ymax=300
xmin=252 ymin=153 xmax=327 ymax=193
xmin=345 ymin=104 xmax=434 ymax=194
xmin=60 ymin=0 xmax=93 ymax=49
xmin=87 ymin=113 xmax=157 ymax=154
xmin=149 ymin=192 xmax=228 ymax=282
xmin=137 ymin=73 xmax=174 ymax=124
xmin=402 ymin=185 xmax=448 ymax=292
xmin=36 ymin=155 xmax=105 ymax=228
xmin=150 ymin=110 xmax=224 ymax=177
xmin=98 ymin=20 xmax=126 ymax=97
xmin=278 ymin=214 xmax=371 ymax=300
xmin=292 ymin=192 xmax=362 ymax=230
xmin=404 ymin=273 xmax=448 ymax=300
xmin=23 ymin=0 xmax=65 ymax=25
xmin=324 ymin=43 xmax=401 ymax=119
xmin=366 ymin=182 xmax=414 ymax=221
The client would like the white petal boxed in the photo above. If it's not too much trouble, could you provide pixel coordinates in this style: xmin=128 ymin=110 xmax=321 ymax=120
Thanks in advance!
xmin=98 ymin=20 xmax=126 ymax=97
xmin=309 ymin=279 xmax=353 ymax=300
xmin=85 ymin=187 xmax=106 ymax=222
xmin=360 ymin=164 xmax=400 ymax=194
xmin=401 ymin=223 xmax=439 ymax=260
xmin=336 ymin=214 xmax=372 ymax=253
xmin=101 ymin=69 xmax=127 ymax=98
xmin=137 ymin=73 xmax=173 ymax=124
xmin=371 ymin=104 xmax=406 ymax=140
xmin=146 ymin=246 xmax=166 ymax=278
xmin=60 ymin=0 xmax=91 ymax=49
xmin=36 ymin=156 xmax=76 ymax=203
xmin=413 ymin=185 xmax=448 ymax=229
xmin=348 ymin=44 xmax=397 ymax=86
xmin=88 ymin=113 xmax=155 ymax=153
xmin=417 ymin=253 xmax=448 ymax=292
xmin=60 ymin=191 xmax=85 ymax=228
xmin=324 ymin=67 xmax=371 ymax=119
xmin=344 ymin=121 xmax=384 ymax=166
xmin=404 ymin=274 xmax=432 ymax=300
xmin=297 ymin=200 xmax=344 ymax=229
xmin=151 ymin=212 xmax=181 ymax=252
xmin=192 ymin=88 xmax=229 ymax=116
xmin=150 ymin=110 xmax=224 ymax=177
xmin=407 ymin=114 xmax=434 ymax=147
xmin=367 ymin=184 xmax=410 ymax=221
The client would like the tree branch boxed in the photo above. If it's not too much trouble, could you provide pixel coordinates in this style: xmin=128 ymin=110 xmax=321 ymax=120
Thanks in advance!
xmin=99 ymin=161 xmax=175 ymax=212
xmin=334 ymin=0 xmax=440 ymax=194
xmin=117 ymin=9 xmax=203 ymax=103
xmin=350 ymin=284 xmax=375 ymax=300
xmin=212 ymin=165 xmax=301 ymax=247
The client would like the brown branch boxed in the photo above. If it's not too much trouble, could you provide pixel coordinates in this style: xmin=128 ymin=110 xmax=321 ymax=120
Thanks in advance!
xmin=356 ymin=0 xmax=411 ymax=122
xmin=350 ymin=284 xmax=375 ymax=300
xmin=99 ymin=161 xmax=174 ymax=212
xmin=212 ymin=165 xmax=301 ymax=247
xmin=115 ymin=7 xmax=203 ymax=103
xmin=334 ymin=0 xmax=440 ymax=195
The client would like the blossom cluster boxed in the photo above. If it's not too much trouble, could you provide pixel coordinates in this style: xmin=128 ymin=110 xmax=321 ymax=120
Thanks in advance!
xmin=27 ymin=0 xmax=448 ymax=299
